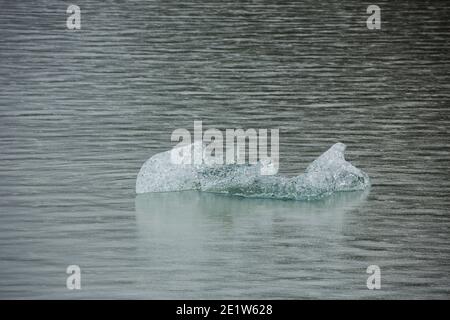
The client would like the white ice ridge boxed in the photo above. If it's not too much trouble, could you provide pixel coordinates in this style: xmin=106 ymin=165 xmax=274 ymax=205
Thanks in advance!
xmin=135 ymin=142 xmax=370 ymax=200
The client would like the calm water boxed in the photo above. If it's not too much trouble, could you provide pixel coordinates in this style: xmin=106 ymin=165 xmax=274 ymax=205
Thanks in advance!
xmin=0 ymin=0 xmax=449 ymax=299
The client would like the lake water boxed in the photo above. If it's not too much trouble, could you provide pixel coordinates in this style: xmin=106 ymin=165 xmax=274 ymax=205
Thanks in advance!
xmin=0 ymin=0 xmax=449 ymax=299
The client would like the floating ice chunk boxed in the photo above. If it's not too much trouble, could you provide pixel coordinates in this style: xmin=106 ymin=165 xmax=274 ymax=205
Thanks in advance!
xmin=135 ymin=142 xmax=370 ymax=200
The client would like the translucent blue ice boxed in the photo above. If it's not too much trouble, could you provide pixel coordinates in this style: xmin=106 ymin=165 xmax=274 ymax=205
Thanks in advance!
xmin=136 ymin=142 xmax=370 ymax=200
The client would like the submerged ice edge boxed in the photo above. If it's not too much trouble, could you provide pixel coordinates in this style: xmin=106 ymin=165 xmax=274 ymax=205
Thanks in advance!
xmin=135 ymin=142 xmax=370 ymax=201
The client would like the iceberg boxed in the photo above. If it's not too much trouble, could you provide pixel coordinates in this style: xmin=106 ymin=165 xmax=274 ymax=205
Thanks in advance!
xmin=135 ymin=142 xmax=370 ymax=200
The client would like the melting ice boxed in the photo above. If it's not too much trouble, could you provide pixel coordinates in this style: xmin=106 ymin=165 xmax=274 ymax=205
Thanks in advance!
xmin=135 ymin=142 xmax=370 ymax=200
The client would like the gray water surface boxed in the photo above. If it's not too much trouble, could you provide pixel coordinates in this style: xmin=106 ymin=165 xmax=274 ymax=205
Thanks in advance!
xmin=0 ymin=0 xmax=449 ymax=299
